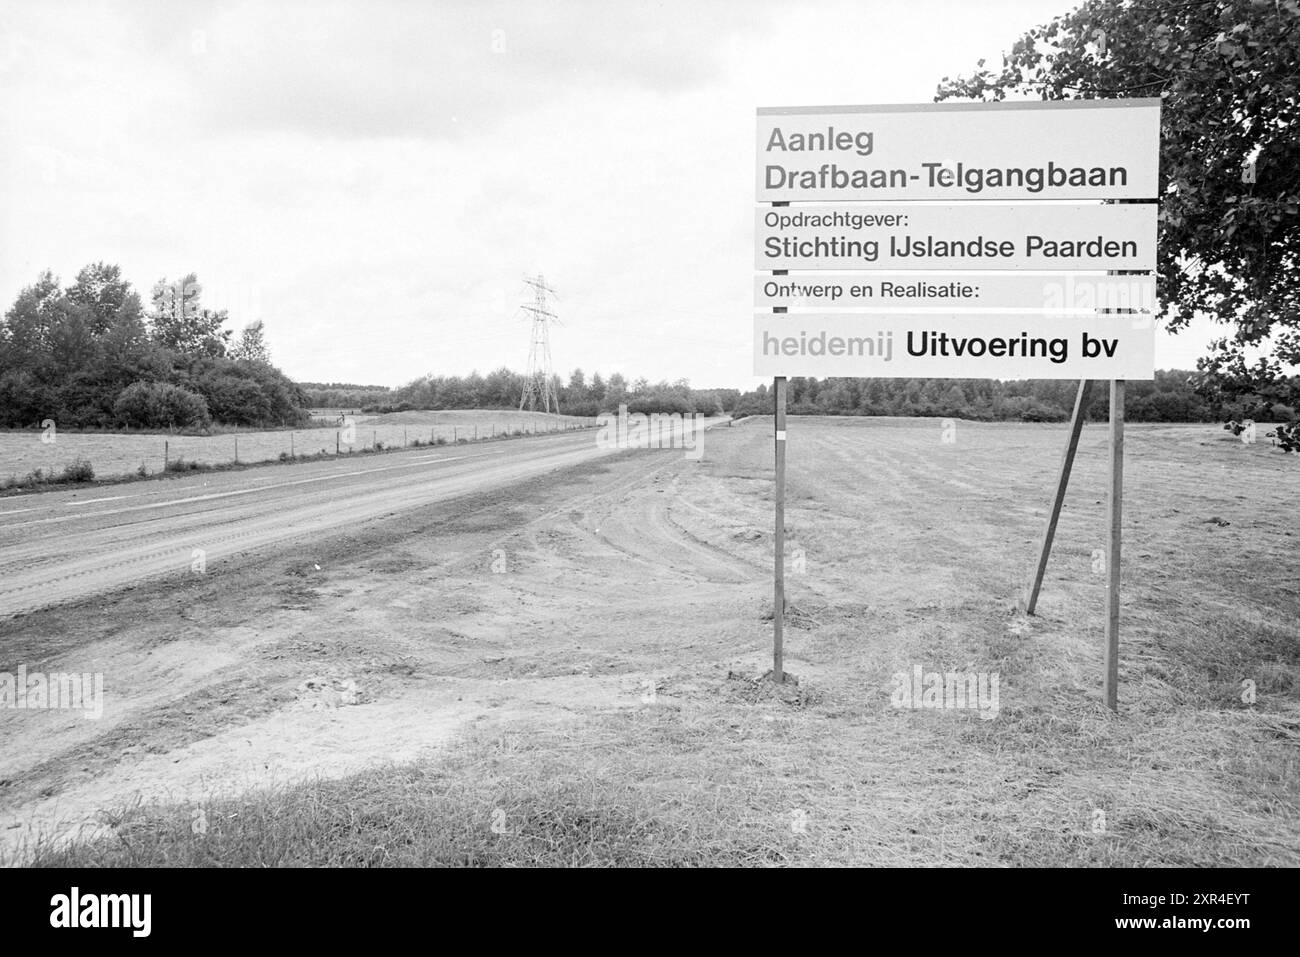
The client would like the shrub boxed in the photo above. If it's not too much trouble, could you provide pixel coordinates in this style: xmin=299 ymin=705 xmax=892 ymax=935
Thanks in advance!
xmin=1267 ymin=421 xmax=1300 ymax=454
xmin=625 ymin=393 xmax=694 ymax=416
xmin=361 ymin=401 xmax=414 ymax=415
xmin=188 ymin=356 xmax=311 ymax=428
xmin=59 ymin=458 xmax=94 ymax=483
xmin=114 ymin=381 xmax=211 ymax=430
xmin=999 ymin=395 xmax=1068 ymax=423
xmin=562 ymin=399 xmax=601 ymax=417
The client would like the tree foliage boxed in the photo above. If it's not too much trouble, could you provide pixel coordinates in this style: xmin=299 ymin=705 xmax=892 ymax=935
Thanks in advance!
xmin=229 ymin=320 xmax=271 ymax=363
xmin=0 ymin=266 xmax=308 ymax=430
xmin=149 ymin=274 xmax=231 ymax=358
xmin=374 ymin=368 xmax=726 ymax=416
xmin=297 ymin=382 xmax=393 ymax=409
xmin=935 ymin=0 xmax=1300 ymax=370
xmin=731 ymin=372 xmax=1227 ymax=423
xmin=113 ymin=381 xmax=212 ymax=430
xmin=1192 ymin=350 xmax=1300 ymax=420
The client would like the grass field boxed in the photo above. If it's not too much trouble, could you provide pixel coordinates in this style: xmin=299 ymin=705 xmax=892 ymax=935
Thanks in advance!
xmin=3 ymin=417 xmax=1296 ymax=867
xmin=0 ymin=410 xmax=595 ymax=483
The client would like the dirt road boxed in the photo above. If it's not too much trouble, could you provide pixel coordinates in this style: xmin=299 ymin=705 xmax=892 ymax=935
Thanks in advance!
xmin=0 ymin=410 xmax=596 ymax=480
xmin=0 ymin=431 xmax=624 ymax=618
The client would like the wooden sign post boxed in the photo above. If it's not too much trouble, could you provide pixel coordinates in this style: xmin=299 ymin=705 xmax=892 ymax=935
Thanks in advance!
xmin=771 ymin=205 xmax=789 ymax=684
xmin=1104 ymin=379 xmax=1125 ymax=710
xmin=773 ymin=374 xmax=787 ymax=682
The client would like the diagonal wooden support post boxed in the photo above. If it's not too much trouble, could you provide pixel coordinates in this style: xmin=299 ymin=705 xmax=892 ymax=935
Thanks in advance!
xmin=1022 ymin=379 xmax=1094 ymax=615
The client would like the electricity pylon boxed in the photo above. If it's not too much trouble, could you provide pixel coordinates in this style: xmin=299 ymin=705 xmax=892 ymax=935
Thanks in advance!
xmin=519 ymin=274 xmax=560 ymax=413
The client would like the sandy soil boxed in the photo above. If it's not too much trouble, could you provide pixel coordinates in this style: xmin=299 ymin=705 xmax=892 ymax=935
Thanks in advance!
xmin=1 ymin=417 xmax=1295 ymax=863
xmin=0 ymin=422 xmax=731 ymax=852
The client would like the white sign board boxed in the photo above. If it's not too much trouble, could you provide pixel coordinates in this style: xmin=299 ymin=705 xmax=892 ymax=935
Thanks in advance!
xmin=756 ymin=99 xmax=1161 ymax=202
xmin=753 ymin=313 xmax=1155 ymax=380
xmin=755 ymin=273 xmax=1157 ymax=312
xmin=756 ymin=203 xmax=1156 ymax=271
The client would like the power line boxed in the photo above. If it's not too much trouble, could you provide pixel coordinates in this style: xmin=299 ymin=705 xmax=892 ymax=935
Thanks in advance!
xmin=519 ymin=273 xmax=561 ymax=414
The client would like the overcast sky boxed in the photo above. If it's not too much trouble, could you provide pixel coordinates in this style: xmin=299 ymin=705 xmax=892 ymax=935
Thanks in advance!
xmin=0 ymin=0 xmax=1228 ymax=390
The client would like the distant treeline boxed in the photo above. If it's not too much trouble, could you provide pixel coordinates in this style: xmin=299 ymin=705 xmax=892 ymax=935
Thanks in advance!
xmin=302 ymin=368 xmax=1239 ymax=423
xmin=298 ymin=382 xmax=393 ymax=409
xmin=365 ymin=368 xmax=735 ymax=417
xmin=1 ymin=265 xmax=308 ymax=431
xmin=731 ymin=371 xmax=1224 ymax=422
